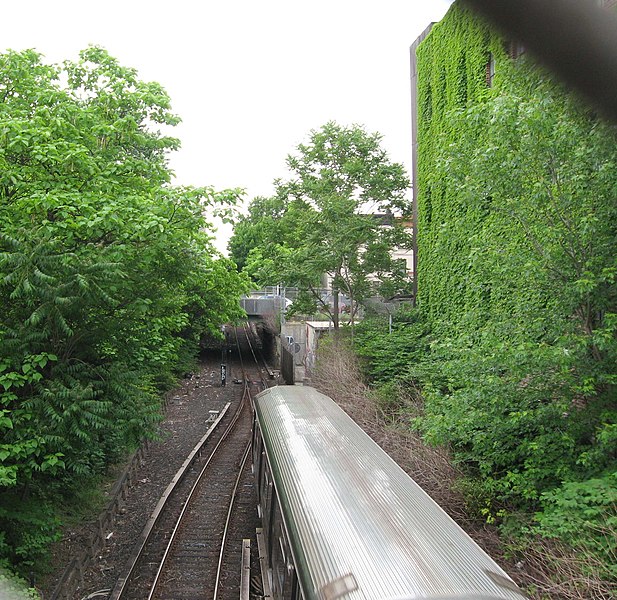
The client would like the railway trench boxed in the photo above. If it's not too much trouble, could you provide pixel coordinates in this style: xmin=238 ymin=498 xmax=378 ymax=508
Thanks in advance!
xmin=43 ymin=325 xmax=270 ymax=600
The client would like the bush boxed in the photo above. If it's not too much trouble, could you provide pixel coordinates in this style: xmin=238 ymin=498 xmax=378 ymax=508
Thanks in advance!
xmin=0 ymin=48 xmax=248 ymax=572
xmin=0 ymin=567 xmax=38 ymax=600
xmin=533 ymin=473 xmax=617 ymax=580
xmin=410 ymin=336 xmax=615 ymax=505
xmin=354 ymin=308 xmax=429 ymax=384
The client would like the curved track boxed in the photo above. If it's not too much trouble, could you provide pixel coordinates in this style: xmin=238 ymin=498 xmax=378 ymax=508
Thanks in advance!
xmin=109 ymin=324 xmax=269 ymax=600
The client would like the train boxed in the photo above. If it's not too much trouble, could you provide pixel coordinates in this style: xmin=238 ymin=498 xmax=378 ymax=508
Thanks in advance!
xmin=251 ymin=385 xmax=527 ymax=600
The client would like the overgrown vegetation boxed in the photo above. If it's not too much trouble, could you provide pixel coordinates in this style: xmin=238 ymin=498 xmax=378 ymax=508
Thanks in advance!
xmin=310 ymin=333 xmax=468 ymax=523
xmin=354 ymin=4 xmax=615 ymax=597
xmin=0 ymin=567 xmax=38 ymax=599
xmin=0 ymin=47 xmax=249 ymax=575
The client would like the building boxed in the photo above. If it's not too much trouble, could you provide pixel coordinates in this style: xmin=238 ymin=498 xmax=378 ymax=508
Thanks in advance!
xmin=409 ymin=0 xmax=617 ymax=320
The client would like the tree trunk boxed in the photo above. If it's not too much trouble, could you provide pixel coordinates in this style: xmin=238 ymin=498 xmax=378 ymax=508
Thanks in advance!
xmin=333 ymin=286 xmax=340 ymax=329
xmin=349 ymin=289 xmax=355 ymax=342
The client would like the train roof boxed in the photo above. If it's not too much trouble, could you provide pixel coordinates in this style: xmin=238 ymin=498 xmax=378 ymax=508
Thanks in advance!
xmin=254 ymin=385 xmax=526 ymax=600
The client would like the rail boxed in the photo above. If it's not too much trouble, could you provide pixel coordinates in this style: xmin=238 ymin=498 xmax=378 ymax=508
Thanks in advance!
xmin=213 ymin=441 xmax=251 ymax=600
xmin=144 ymin=392 xmax=248 ymax=600
xmin=110 ymin=322 xmax=264 ymax=600
xmin=109 ymin=404 xmax=231 ymax=600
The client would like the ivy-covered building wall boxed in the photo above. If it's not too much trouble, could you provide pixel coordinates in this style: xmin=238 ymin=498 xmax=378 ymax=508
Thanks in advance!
xmin=414 ymin=2 xmax=616 ymax=342
xmin=404 ymin=1 xmax=616 ymax=586
xmin=414 ymin=3 xmax=510 ymax=331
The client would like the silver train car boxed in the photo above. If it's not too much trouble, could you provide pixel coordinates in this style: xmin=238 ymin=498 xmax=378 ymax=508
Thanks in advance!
xmin=252 ymin=385 xmax=527 ymax=600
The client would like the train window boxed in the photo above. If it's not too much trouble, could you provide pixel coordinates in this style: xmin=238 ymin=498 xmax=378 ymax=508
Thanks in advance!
xmin=257 ymin=450 xmax=266 ymax=504
xmin=278 ymin=536 xmax=287 ymax=567
xmin=259 ymin=465 xmax=274 ymax=564
xmin=252 ymin=429 xmax=264 ymax=506
xmin=270 ymin=499 xmax=295 ymax=598
xmin=285 ymin=565 xmax=298 ymax=598
xmin=291 ymin=575 xmax=302 ymax=600
xmin=251 ymin=423 xmax=262 ymax=476
xmin=257 ymin=455 xmax=300 ymax=597
xmin=266 ymin=486 xmax=279 ymax=567
xmin=260 ymin=465 xmax=268 ymax=503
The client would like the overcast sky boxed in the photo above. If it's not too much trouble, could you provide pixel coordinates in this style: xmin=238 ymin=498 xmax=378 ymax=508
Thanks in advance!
xmin=3 ymin=0 xmax=454 ymax=251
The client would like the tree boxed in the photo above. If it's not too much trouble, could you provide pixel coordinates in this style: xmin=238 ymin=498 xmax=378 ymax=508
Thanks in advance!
xmin=228 ymin=195 xmax=290 ymax=271
xmin=231 ymin=122 xmax=412 ymax=328
xmin=0 ymin=47 xmax=248 ymax=570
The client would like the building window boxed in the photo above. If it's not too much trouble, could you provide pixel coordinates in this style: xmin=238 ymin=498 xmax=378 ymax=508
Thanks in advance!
xmin=507 ymin=40 xmax=526 ymax=60
xmin=485 ymin=53 xmax=496 ymax=87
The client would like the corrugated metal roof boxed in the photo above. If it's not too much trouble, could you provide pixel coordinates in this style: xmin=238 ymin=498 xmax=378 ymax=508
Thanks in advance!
xmin=255 ymin=386 xmax=527 ymax=600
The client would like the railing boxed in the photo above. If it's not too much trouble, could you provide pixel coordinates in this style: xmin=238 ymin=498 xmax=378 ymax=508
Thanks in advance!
xmin=50 ymin=395 xmax=171 ymax=600
xmin=50 ymin=442 xmax=150 ymax=600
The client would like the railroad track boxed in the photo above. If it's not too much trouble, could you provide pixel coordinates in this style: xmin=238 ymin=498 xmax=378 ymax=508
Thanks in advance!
xmin=109 ymin=324 xmax=269 ymax=600
xmin=240 ymin=322 xmax=275 ymax=389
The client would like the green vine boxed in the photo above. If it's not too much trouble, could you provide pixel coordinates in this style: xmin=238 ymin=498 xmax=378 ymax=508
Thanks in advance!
xmin=416 ymin=3 xmax=506 ymax=328
xmin=391 ymin=1 xmax=617 ymax=586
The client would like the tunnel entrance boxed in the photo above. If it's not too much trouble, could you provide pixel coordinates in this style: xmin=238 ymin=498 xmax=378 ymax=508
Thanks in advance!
xmin=249 ymin=319 xmax=277 ymax=365
xmin=201 ymin=321 xmax=278 ymax=367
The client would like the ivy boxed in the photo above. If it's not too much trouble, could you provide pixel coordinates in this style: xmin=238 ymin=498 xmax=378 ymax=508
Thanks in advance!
xmin=415 ymin=2 xmax=507 ymax=330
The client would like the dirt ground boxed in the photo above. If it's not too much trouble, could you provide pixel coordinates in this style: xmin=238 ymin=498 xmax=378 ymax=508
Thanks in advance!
xmin=38 ymin=352 xmax=243 ymax=600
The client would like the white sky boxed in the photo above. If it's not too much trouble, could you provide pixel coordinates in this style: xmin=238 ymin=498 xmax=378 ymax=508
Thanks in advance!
xmin=2 ymin=0 xmax=454 ymax=252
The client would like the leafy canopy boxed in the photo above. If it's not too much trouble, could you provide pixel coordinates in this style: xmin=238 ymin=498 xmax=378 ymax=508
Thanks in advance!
xmin=230 ymin=122 xmax=412 ymax=327
xmin=0 ymin=47 xmax=248 ymax=571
